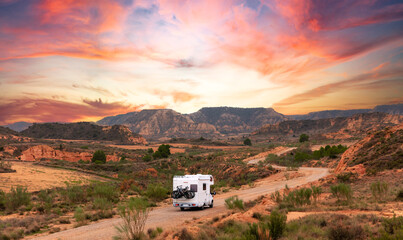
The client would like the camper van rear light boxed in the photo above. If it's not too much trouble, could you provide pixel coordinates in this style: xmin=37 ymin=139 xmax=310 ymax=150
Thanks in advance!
xmin=192 ymin=204 xmax=196 ymax=206
xmin=175 ymin=204 xmax=179 ymax=206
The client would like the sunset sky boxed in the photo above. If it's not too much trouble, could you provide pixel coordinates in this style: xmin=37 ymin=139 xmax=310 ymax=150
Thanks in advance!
xmin=0 ymin=0 xmax=402 ymax=124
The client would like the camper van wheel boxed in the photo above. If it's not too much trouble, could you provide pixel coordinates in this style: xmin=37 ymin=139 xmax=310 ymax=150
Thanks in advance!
xmin=180 ymin=207 xmax=185 ymax=211
xmin=210 ymin=201 xmax=213 ymax=208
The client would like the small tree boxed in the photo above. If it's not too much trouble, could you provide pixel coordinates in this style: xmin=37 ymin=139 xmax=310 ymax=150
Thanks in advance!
xmin=299 ymin=134 xmax=309 ymax=143
xmin=152 ymin=145 xmax=171 ymax=159
xmin=244 ymin=138 xmax=252 ymax=146
xmin=92 ymin=150 xmax=106 ymax=164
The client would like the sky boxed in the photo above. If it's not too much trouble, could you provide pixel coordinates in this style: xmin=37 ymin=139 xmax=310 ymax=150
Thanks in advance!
xmin=0 ymin=0 xmax=402 ymax=124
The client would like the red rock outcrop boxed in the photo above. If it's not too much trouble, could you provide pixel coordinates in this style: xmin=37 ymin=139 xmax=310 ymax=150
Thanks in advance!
xmin=19 ymin=145 xmax=118 ymax=162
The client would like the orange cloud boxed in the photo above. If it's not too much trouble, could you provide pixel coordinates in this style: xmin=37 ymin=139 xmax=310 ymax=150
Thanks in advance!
xmin=0 ymin=98 xmax=141 ymax=125
xmin=273 ymin=68 xmax=403 ymax=108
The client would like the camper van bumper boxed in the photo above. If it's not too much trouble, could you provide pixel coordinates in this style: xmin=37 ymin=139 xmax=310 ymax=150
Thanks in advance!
xmin=173 ymin=203 xmax=200 ymax=208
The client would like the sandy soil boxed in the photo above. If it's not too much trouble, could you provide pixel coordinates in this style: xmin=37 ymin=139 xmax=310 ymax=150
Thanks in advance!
xmin=0 ymin=162 xmax=107 ymax=192
xmin=31 ymin=166 xmax=329 ymax=240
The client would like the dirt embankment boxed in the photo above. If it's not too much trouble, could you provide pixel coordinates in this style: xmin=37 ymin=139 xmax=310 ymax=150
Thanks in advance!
xmin=19 ymin=145 xmax=119 ymax=162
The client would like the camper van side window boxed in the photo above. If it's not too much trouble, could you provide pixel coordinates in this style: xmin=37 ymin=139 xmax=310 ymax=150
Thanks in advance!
xmin=190 ymin=184 xmax=197 ymax=192
xmin=203 ymin=183 xmax=206 ymax=190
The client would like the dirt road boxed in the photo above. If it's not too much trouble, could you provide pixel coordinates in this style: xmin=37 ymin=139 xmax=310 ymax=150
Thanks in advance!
xmin=32 ymin=165 xmax=329 ymax=240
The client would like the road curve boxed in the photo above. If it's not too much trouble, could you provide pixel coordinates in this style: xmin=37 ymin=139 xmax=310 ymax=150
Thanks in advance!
xmin=32 ymin=166 xmax=329 ymax=240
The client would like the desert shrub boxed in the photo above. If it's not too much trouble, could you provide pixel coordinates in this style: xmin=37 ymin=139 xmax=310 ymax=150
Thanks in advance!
xmin=243 ymin=138 xmax=252 ymax=146
xmin=92 ymin=150 xmax=106 ymax=163
xmin=336 ymin=172 xmax=356 ymax=183
xmin=371 ymin=181 xmax=389 ymax=202
xmin=328 ymin=223 xmax=365 ymax=240
xmin=252 ymin=212 xmax=262 ymax=220
xmin=4 ymin=186 xmax=31 ymax=212
xmin=382 ymin=215 xmax=403 ymax=235
xmin=0 ymin=189 xmax=5 ymax=211
xmin=396 ymin=189 xmax=403 ymax=201
xmin=311 ymin=185 xmax=322 ymax=204
xmin=147 ymin=227 xmax=163 ymax=239
xmin=145 ymin=184 xmax=169 ymax=202
xmin=61 ymin=182 xmax=87 ymax=204
xmin=271 ymin=190 xmax=282 ymax=204
xmin=116 ymin=197 xmax=150 ymax=240
xmin=90 ymin=182 xmax=119 ymax=203
xmin=142 ymin=154 xmax=152 ymax=162
xmin=283 ymin=188 xmax=312 ymax=208
xmin=80 ymin=145 xmax=89 ymax=149
xmin=147 ymin=148 xmax=154 ymax=154
xmin=74 ymin=207 xmax=86 ymax=225
xmin=299 ymin=134 xmax=309 ymax=142
xmin=174 ymin=228 xmax=194 ymax=240
xmin=225 ymin=196 xmax=244 ymax=210
xmin=119 ymin=156 xmax=127 ymax=163
xmin=93 ymin=197 xmax=112 ymax=211
xmin=37 ymin=189 xmax=53 ymax=214
xmin=267 ymin=210 xmax=287 ymax=240
xmin=331 ymin=183 xmax=353 ymax=203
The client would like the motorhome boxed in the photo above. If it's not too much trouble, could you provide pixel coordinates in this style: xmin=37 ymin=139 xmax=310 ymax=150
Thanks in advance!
xmin=172 ymin=174 xmax=215 ymax=210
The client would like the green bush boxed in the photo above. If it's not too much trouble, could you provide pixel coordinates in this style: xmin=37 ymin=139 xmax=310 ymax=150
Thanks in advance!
xmin=331 ymin=183 xmax=353 ymax=203
xmin=61 ymin=182 xmax=87 ymax=204
xmin=382 ymin=215 xmax=403 ymax=235
xmin=283 ymin=188 xmax=312 ymax=208
xmin=0 ymin=189 xmax=5 ymax=211
xmin=93 ymin=197 xmax=112 ymax=211
xmin=336 ymin=172 xmax=355 ymax=183
xmin=4 ymin=186 xmax=31 ymax=212
xmin=243 ymin=138 xmax=252 ymax=146
xmin=145 ymin=184 xmax=169 ymax=202
xmin=147 ymin=148 xmax=154 ymax=154
xmin=311 ymin=186 xmax=322 ymax=204
xmin=90 ymin=182 xmax=119 ymax=203
xmin=396 ymin=189 xmax=403 ymax=201
xmin=74 ymin=207 xmax=86 ymax=225
xmin=267 ymin=210 xmax=287 ymax=240
xmin=92 ymin=150 xmax=106 ymax=163
xmin=225 ymin=196 xmax=244 ymax=210
xmin=142 ymin=154 xmax=152 ymax=162
xmin=37 ymin=189 xmax=53 ymax=213
xmin=299 ymin=134 xmax=309 ymax=143
xmin=371 ymin=181 xmax=389 ymax=202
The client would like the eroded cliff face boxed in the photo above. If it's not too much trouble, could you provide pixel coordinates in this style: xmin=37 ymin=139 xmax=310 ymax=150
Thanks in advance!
xmin=19 ymin=145 xmax=119 ymax=162
xmin=335 ymin=123 xmax=403 ymax=173
xmin=98 ymin=107 xmax=287 ymax=139
xmin=253 ymin=112 xmax=403 ymax=139
xmin=100 ymin=109 xmax=220 ymax=139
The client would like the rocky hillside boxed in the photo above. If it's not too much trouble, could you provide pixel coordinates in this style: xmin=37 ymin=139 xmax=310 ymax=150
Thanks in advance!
xmin=0 ymin=126 xmax=18 ymax=136
xmin=252 ymin=112 xmax=403 ymax=139
xmin=21 ymin=122 xmax=147 ymax=145
xmin=188 ymin=107 xmax=287 ymax=134
xmin=335 ymin=123 xmax=403 ymax=173
xmin=98 ymin=107 xmax=287 ymax=139
xmin=289 ymin=103 xmax=402 ymax=120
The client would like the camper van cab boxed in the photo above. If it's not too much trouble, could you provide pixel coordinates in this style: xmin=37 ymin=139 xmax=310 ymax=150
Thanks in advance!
xmin=172 ymin=174 xmax=215 ymax=210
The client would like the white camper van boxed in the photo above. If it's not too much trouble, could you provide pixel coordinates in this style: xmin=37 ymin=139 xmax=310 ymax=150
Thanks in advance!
xmin=172 ymin=174 xmax=215 ymax=210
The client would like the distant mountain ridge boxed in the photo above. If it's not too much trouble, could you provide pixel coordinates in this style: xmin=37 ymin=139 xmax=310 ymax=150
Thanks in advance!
xmin=252 ymin=112 xmax=403 ymax=139
xmin=4 ymin=121 xmax=33 ymax=132
xmin=21 ymin=122 xmax=147 ymax=145
xmin=288 ymin=104 xmax=403 ymax=120
xmin=98 ymin=107 xmax=288 ymax=139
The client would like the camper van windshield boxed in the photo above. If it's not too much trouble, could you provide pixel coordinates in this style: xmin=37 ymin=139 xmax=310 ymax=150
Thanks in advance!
xmin=190 ymin=184 xmax=197 ymax=192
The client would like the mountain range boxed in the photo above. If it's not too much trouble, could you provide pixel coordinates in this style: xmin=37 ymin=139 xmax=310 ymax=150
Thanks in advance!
xmin=2 ymin=104 xmax=402 ymax=140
